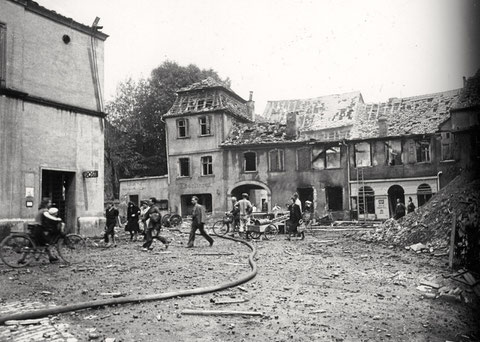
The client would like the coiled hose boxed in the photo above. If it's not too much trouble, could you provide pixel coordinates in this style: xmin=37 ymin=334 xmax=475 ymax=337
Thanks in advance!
xmin=0 ymin=235 xmax=258 ymax=325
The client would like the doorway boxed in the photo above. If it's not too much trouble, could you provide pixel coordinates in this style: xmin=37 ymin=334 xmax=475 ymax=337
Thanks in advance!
xmin=326 ymin=186 xmax=343 ymax=211
xmin=388 ymin=184 xmax=405 ymax=218
xmin=231 ymin=184 xmax=269 ymax=212
xmin=297 ymin=187 xmax=314 ymax=212
xmin=41 ymin=170 xmax=75 ymax=233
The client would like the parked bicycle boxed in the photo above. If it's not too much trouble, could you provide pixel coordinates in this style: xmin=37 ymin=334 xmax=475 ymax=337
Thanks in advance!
xmin=212 ymin=212 xmax=248 ymax=237
xmin=0 ymin=224 xmax=86 ymax=268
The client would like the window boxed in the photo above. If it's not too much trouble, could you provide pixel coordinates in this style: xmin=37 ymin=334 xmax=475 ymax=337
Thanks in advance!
xmin=441 ymin=132 xmax=454 ymax=161
xmin=326 ymin=147 xmax=341 ymax=168
xmin=297 ymin=147 xmax=311 ymax=171
xmin=0 ymin=23 xmax=6 ymax=87
xmin=415 ymin=139 xmax=431 ymax=163
xmin=269 ymin=149 xmax=284 ymax=172
xmin=385 ymin=140 xmax=402 ymax=165
xmin=243 ymin=152 xmax=257 ymax=172
xmin=417 ymin=183 xmax=432 ymax=206
xmin=176 ymin=119 xmax=189 ymax=138
xmin=358 ymin=186 xmax=375 ymax=214
xmin=354 ymin=142 xmax=371 ymax=167
xmin=199 ymin=116 xmax=211 ymax=136
xmin=178 ymin=158 xmax=190 ymax=177
xmin=196 ymin=99 xmax=205 ymax=110
xmin=187 ymin=98 xmax=196 ymax=111
xmin=326 ymin=187 xmax=343 ymax=211
xmin=157 ymin=199 xmax=169 ymax=210
xmin=201 ymin=156 xmax=213 ymax=175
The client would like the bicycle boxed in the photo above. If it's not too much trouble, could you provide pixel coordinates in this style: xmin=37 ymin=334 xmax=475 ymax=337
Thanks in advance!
xmin=0 ymin=224 xmax=86 ymax=268
xmin=212 ymin=213 xmax=248 ymax=238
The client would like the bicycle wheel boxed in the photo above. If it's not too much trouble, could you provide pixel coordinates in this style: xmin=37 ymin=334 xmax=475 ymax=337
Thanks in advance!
xmin=212 ymin=220 xmax=229 ymax=236
xmin=161 ymin=214 xmax=171 ymax=227
xmin=57 ymin=234 xmax=86 ymax=264
xmin=0 ymin=235 xmax=36 ymax=268
xmin=264 ymin=224 xmax=279 ymax=240
xmin=249 ymin=231 xmax=262 ymax=240
xmin=169 ymin=214 xmax=182 ymax=227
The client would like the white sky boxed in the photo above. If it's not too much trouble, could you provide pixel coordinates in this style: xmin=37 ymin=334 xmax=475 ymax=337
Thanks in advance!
xmin=38 ymin=0 xmax=479 ymax=113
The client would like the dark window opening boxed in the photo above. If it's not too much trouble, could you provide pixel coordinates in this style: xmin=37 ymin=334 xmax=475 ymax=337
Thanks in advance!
xmin=441 ymin=132 xmax=454 ymax=161
xmin=199 ymin=116 xmax=211 ymax=136
xmin=358 ymin=186 xmax=375 ymax=214
xmin=201 ymin=156 xmax=213 ymax=175
xmin=244 ymin=152 xmax=257 ymax=172
xmin=297 ymin=147 xmax=311 ymax=171
xmin=415 ymin=139 xmax=431 ymax=163
xmin=177 ymin=119 xmax=189 ymax=138
xmin=326 ymin=187 xmax=343 ymax=211
xmin=269 ymin=149 xmax=284 ymax=172
xmin=157 ymin=199 xmax=169 ymax=210
xmin=354 ymin=142 xmax=371 ymax=167
xmin=417 ymin=183 xmax=433 ymax=207
xmin=179 ymin=158 xmax=190 ymax=177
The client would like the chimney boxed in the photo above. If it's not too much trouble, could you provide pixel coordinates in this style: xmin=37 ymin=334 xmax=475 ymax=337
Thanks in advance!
xmin=286 ymin=111 xmax=298 ymax=139
xmin=378 ymin=116 xmax=388 ymax=137
xmin=246 ymin=91 xmax=255 ymax=121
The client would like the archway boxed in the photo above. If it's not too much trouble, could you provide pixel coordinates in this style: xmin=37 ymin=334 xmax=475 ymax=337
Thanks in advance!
xmin=229 ymin=181 xmax=271 ymax=213
xmin=388 ymin=185 xmax=405 ymax=218
xmin=417 ymin=183 xmax=433 ymax=207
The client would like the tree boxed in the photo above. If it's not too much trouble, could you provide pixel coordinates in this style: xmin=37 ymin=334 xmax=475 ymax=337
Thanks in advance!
xmin=104 ymin=61 xmax=229 ymax=197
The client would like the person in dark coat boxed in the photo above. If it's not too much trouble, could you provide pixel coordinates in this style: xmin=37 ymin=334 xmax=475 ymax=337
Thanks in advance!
xmin=126 ymin=201 xmax=141 ymax=241
xmin=187 ymin=196 xmax=214 ymax=248
xmin=288 ymin=197 xmax=302 ymax=239
xmin=104 ymin=201 xmax=121 ymax=247
xmin=142 ymin=198 xmax=169 ymax=251
xmin=394 ymin=198 xmax=406 ymax=220
xmin=407 ymin=197 xmax=416 ymax=214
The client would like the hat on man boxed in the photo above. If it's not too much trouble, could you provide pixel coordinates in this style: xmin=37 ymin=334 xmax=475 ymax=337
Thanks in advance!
xmin=241 ymin=193 xmax=249 ymax=198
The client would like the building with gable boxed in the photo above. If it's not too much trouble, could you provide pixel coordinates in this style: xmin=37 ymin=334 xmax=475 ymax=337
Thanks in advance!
xmin=120 ymin=72 xmax=479 ymax=222
xmin=0 ymin=0 xmax=108 ymax=235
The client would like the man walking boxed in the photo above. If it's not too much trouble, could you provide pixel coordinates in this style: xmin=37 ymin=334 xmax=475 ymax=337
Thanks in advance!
xmin=187 ymin=196 xmax=214 ymax=248
xmin=142 ymin=197 xmax=169 ymax=251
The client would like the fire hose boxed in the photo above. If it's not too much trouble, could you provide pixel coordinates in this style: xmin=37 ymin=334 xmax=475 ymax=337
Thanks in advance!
xmin=0 ymin=235 xmax=258 ymax=325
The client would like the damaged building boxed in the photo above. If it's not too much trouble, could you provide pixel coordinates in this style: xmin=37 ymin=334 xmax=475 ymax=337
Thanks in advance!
xmin=120 ymin=72 xmax=479 ymax=221
xmin=0 ymin=0 xmax=108 ymax=235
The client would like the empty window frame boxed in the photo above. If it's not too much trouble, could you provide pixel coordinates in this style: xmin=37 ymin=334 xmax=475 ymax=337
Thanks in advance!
xmin=354 ymin=142 xmax=372 ymax=167
xmin=268 ymin=149 xmax=284 ymax=172
xmin=199 ymin=116 xmax=212 ymax=136
xmin=415 ymin=139 xmax=431 ymax=163
xmin=178 ymin=158 xmax=190 ymax=177
xmin=201 ymin=156 xmax=213 ymax=175
xmin=196 ymin=99 xmax=205 ymax=111
xmin=358 ymin=186 xmax=375 ymax=214
xmin=297 ymin=147 xmax=311 ymax=171
xmin=441 ymin=132 xmax=454 ymax=161
xmin=176 ymin=119 xmax=189 ymax=138
xmin=0 ymin=23 xmax=6 ymax=87
xmin=326 ymin=187 xmax=343 ymax=211
xmin=243 ymin=152 xmax=257 ymax=172
xmin=385 ymin=140 xmax=402 ymax=165
xmin=326 ymin=147 xmax=341 ymax=168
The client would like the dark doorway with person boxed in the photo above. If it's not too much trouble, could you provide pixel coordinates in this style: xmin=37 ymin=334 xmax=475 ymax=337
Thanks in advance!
xmin=297 ymin=187 xmax=314 ymax=212
xmin=388 ymin=185 xmax=405 ymax=218
xmin=41 ymin=169 xmax=75 ymax=233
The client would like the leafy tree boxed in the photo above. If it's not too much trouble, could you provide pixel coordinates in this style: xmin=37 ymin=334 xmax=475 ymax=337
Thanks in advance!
xmin=104 ymin=61 xmax=229 ymax=197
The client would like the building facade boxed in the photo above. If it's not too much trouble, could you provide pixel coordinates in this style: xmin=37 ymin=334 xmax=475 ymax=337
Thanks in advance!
xmin=121 ymin=72 xmax=479 ymax=222
xmin=0 ymin=0 xmax=108 ymax=235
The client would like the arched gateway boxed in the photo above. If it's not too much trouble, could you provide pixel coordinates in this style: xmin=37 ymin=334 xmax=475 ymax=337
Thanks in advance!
xmin=228 ymin=181 xmax=272 ymax=212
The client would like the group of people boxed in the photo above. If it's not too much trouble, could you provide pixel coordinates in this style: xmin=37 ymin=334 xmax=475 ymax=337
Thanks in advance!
xmin=104 ymin=196 xmax=214 ymax=250
xmin=228 ymin=193 xmax=254 ymax=235
xmin=394 ymin=197 xmax=416 ymax=220
xmin=286 ymin=192 xmax=312 ymax=239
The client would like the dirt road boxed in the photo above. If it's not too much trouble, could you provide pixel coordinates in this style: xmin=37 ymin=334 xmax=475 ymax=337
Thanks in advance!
xmin=1 ymin=228 xmax=478 ymax=342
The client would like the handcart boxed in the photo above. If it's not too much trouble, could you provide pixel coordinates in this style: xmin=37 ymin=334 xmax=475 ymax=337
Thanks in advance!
xmin=246 ymin=214 xmax=289 ymax=240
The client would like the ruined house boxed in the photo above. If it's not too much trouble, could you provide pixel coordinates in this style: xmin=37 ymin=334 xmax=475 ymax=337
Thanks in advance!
xmin=0 ymin=0 xmax=108 ymax=235
xmin=120 ymin=72 xmax=479 ymax=221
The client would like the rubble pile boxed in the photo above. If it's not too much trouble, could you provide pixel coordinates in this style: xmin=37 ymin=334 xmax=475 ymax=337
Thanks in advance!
xmin=358 ymin=172 xmax=480 ymax=250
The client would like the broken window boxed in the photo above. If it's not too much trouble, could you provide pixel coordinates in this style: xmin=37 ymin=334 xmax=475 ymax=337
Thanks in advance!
xmin=417 ymin=183 xmax=432 ymax=206
xmin=326 ymin=147 xmax=341 ymax=168
xmin=441 ymin=132 xmax=454 ymax=161
xmin=268 ymin=149 xmax=284 ymax=172
xmin=187 ymin=98 xmax=196 ymax=111
xmin=415 ymin=139 xmax=431 ymax=163
xmin=205 ymin=96 xmax=214 ymax=108
xmin=358 ymin=186 xmax=375 ymax=214
xmin=326 ymin=187 xmax=343 ymax=211
xmin=176 ymin=119 xmax=189 ymax=138
xmin=0 ymin=23 xmax=5 ymax=87
xmin=178 ymin=158 xmax=190 ymax=177
xmin=297 ymin=147 xmax=311 ymax=171
xmin=385 ymin=140 xmax=402 ymax=165
xmin=196 ymin=99 xmax=205 ymax=111
xmin=199 ymin=116 xmax=211 ymax=136
xmin=354 ymin=142 xmax=371 ymax=167
xmin=201 ymin=156 xmax=213 ymax=176
xmin=243 ymin=152 xmax=257 ymax=172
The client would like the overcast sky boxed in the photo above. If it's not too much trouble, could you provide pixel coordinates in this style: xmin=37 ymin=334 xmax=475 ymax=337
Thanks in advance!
xmin=39 ymin=0 xmax=479 ymax=114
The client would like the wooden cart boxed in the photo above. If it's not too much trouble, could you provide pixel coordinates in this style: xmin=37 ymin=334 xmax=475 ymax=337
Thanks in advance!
xmin=245 ymin=214 xmax=289 ymax=240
